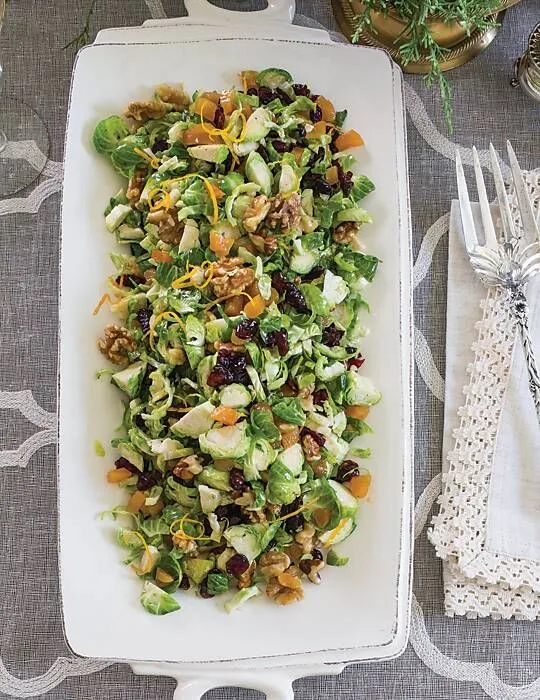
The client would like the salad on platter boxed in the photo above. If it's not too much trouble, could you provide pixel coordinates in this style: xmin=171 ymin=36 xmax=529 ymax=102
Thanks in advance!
xmin=93 ymin=67 xmax=380 ymax=615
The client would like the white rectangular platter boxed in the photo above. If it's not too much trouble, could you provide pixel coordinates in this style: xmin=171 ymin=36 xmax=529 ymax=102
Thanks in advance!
xmin=59 ymin=37 xmax=413 ymax=666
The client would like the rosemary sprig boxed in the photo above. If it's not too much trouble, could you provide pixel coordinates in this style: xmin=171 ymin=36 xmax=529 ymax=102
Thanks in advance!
xmin=353 ymin=0 xmax=500 ymax=132
xmin=63 ymin=0 xmax=97 ymax=51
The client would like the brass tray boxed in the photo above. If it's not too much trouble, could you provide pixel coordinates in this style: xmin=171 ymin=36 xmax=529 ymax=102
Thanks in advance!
xmin=332 ymin=0 xmax=520 ymax=73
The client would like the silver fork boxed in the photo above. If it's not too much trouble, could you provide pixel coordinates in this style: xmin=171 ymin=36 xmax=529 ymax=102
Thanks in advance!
xmin=456 ymin=141 xmax=540 ymax=424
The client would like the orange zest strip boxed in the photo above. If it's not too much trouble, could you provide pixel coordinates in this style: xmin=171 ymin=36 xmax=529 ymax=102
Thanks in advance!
xmin=148 ymin=188 xmax=171 ymax=211
xmin=149 ymin=310 xmax=186 ymax=350
xmin=93 ymin=293 xmax=112 ymax=315
xmin=124 ymin=529 xmax=151 ymax=573
xmin=133 ymin=147 xmax=160 ymax=170
xmin=169 ymin=515 xmax=212 ymax=541
xmin=203 ymin=291 xmax=253 ymax=311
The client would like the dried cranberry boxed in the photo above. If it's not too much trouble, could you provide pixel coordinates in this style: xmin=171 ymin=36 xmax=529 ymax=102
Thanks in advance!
xmin=137 ymin=470 xmax=159 ymax=491
xmin=179 ymin=574 xmax=190 ymax=590
xmin=214 ymin=349 xmax=250 ymax=385
xmin=302 ymin=266 xmax=324 ymax=282
xmin=272 ymin=139 xmax=290 ymax=153
xmin=348 ymin=355 xmax=365 ymax=369
xmin=215 ymin=504 xmax=243 ymax=525
xmin=258 ymin=86 xmax=276 ymax=104
xmin=257 ymin=143 xmax=270 ymax=161
xmin=329 ymin=139 xmax=338 ymax=154
xmin=312 ymin=388 xmax=328 ymax=405
xmin=235 ymin=319 xmax=258 ymax=340
xmin=276 ymin=88 xmax=293 ymax=105
xmin=229 ymin=468 xmax=246 ymax=492
xmin=284 ymin=513 xmax=304 ymax=534
xmin=282 ymin=498 xmax=305 ymax=533
xmin=299 ymin=559 xmax=312 ymax=575
xmin=337 ymin=162 xmax=354 ymax=196
xmin=214 ymin=505 xmax=230 ymax=521
xmin=312 ymin=548 xmax=323 ymax=561
xmin=292 ymin=84 xmax=310 ymax=97
xmin=310 ymin=105 xmax=323 ymax=123
xmin=207 ymin=366 xmax=233 ymax=388
xmin=223 ymin=151 xmax=233 ymax=171
xmin=116 ymin=274 xmax=145 ymax=289
xmin=203 ymin=518 xmax=213 ymax=537
xmin=265 ymin=330 xmax=289 ymax=356
xmin=246 ymin=87 xmax=258 ymax=96
xmin=226 ymin=553 xmax=250 ymax=578
xmin=136 ymin=307 xmax=151 ymax=334
xmin=199 ymin=581 xmax=214 ymax=599
xmin=153 ymin=139 xmax=168 ymax=153
xmin=285 ymin=284 xmax=309 ymax=314
xmin=214 ymin=104 xmax=225 ymax=130
xmin=114 ymin=457 xmax=139 ymax=474
xmin=322 ymin=324 xmax=344 ymax=347
xmin=313 ymin=179 xmax=333 ymax=196
xmin=336 ymin=460 xmax=360 ymax=483
xmin=301 ymin=427 xmax=326 ymax=447
xmin=271 ymin=270 xmax=289 ymax=294
xmin=134 ymin=414 xmax=145 ymax=429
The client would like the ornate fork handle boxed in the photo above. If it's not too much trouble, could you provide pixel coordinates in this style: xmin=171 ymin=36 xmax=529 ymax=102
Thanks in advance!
xmin=509 ymin=285 xmax=540 ymax=422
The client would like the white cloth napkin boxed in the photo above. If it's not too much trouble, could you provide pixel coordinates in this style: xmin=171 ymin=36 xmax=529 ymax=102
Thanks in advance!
xmin=430 ymin=171 xmax=540 ymax=618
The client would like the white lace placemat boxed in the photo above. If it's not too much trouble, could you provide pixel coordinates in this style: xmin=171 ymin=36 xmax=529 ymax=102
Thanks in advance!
xmin=429 ymin=169 xmax=540 ymax=619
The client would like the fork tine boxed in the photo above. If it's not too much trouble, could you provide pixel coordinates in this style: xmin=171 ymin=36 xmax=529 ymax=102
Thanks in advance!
xmin=489 ymin=143 xmax=517 ymax=243
xmin=506 ymin=140 xmax=540 ymax=242
xmin=455 ymin=150 xmax=479 ymax=252
xmin=472 ymin=146 xmax=498 ymax=250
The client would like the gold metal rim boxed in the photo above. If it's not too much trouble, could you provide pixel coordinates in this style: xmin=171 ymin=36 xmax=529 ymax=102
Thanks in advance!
xmin=331 ymin=0 xmax=512 ymax=74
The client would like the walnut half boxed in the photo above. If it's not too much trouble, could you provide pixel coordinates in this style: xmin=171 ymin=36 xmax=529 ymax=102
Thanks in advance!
xmin=266 ymin=193 xmax=302 ymax=231
xmin=97 ymin=325 xmax=136 ymax=365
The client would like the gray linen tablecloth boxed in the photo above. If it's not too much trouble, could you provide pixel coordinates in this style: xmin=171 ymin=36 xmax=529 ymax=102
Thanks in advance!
xmin=0 ymin=1 xmax=538 ymax=698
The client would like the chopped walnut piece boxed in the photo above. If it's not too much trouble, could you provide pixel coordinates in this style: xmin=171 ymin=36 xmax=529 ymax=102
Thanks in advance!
xmin=266 ymin=193 xmax=302 ymax=231
xmin=126 ymin=166 xmax=148 ymax=208
xmin=302 ymin=433 xmax=327 ymax=476
xmin=246 ymin=509 xmax=268 ymax=524
xmin=265 ymin=565 xmax=304 ymax=605
xmin=243 ymin=195 xmax=271 ymax=233
xmin=277 ymin=421 xmax=300 ymax=449
xmin=154 ymin=84 xmax=190 ymax=109
xmin=333 ymin=220 xmax=361 ymax=244
xmin=284 ymin=543 xmax=304 ymax=565
xmin=237 ymin=562 xmax=255 ymax=590
xmin=258 ymin=551 xmax=291 ymax=579
xmin=300 ymin=557 xmax=325 ymax=584
xmin=124 ymin=100 xmax=167 ymax=124
xmin=97 ymin=325 xmax=136 ymax=365
xmin=211 ymin=258 xmax=255 ymax=298
xmin=173 ymin=454 xmax=203 ymax=481
xmin=147 ymin=209 xmax=185 ymax=245
xmin=294 ymin=523 xmax=316 ymax=554
xmin=224 ymin=295 xmax=246 ymax=316
xmin=172 ymin=533 xmax=197 ymax=554
xmin=263 ymin=236 xmax=278 ymax=254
